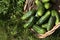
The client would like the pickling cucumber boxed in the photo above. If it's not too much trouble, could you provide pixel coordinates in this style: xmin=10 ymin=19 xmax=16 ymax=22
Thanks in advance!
xmin=51 ymin=10 xmax=59 ymax=25
xmin=23 ymin=16 xmax=35 ymax=28
xmin=35 ymin=0 xmax=44 ymax=17
xmin=36 ymin=11 xmax=50 ymax=25
xmin=21 ymin=10 xmax=34 ymax=20
xmin=33 ymin=25 xmax=46 ymax=34
xmin=35 ymin=0 xmax=42 ymax=7
xmin=35 ymin=0 xmax=40 ymax=6
xmin=47 ymin=16 xmax=56 ymax=31
xmin=44 ymin=3 xmax=50 ymax=9
xmin=35 ymin=6 xmax=44 ymax=17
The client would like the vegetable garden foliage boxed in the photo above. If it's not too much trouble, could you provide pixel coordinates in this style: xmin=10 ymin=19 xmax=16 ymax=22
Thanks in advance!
xmin=0 ymin=0 xmax=25 ymax=40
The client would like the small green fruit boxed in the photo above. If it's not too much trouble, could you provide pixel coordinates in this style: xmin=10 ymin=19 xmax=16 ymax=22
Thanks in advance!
xmin=44 ymin=3 xmax=50 ymax=9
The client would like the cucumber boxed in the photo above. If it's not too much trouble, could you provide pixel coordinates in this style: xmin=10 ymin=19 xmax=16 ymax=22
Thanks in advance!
xmin=35 ymin=0 xmax=40 ymax=6
xmin=42 ymin=23 xmax=48 ymax=29
xmin=44 ymin=3 xmax=50 ymax=9
xmin=41 ymin=0 xmax=50 ymax=3
xmin=35 ymin=0 xmax=44 ymax=17
xmin=23 ymin=16 xmax=35 ymax=28
xmin=36 ymin=11 xmax=50 ymax=25
xmin=51 ymin=10 xmax=59 ymax=25
xmin=21 ymin=10 xmax=34 ymax=20
xmin=33 ymin=25 xmax=46 ymax=34
xmin=47 ymin=16 xmax=56 ymax=31
xmin=35 ymin=0 xmax=42 ymax=7
xmin=35 ymin=6 xmax=44 ymax=17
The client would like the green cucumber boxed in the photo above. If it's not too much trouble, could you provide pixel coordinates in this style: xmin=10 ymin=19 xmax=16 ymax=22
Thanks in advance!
xmin=47 ymin=16 xmax=56 ymax=31
xmin=35 ymin=0 xmax=42 ymax=7
xmin=44 ymin=3 xmax=50 ymax=9
xmin=23 ymin=16 xmax=35 ymax=28
xmin=35 ymin=6 xmax=44 ymax=17
xmin=35 ymin=0 xmax=44 ymax=17
xmin=21 ymin=10 xmax=34 ymax=20
xmin=35 ymin=0 xmax=40 ymax=6
xmin=36 ymin=11 xmax=50 ymax=25
xmin=51 ymin=10 xmax=59 ymax=25
xmin=33 ymin=25 xmax=46 ymax=34
xmin=41 ymin=0 xmax=50 ymax=3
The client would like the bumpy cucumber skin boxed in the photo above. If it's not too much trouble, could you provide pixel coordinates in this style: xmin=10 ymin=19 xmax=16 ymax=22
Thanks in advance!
xmin=36 ymin=11 xmax=50 ymax=25
xmin=21 ymin=10 xmax=34 ymax=20
xmin=47 ymin=16 xmax=56 ymax=31
xmin=23 ymin=16 xmax=35 ymax=28
xmin=33 ymin=25 xmax=46 ymax=34
xmin=51 ymin=10 xmax=59 ymax=25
